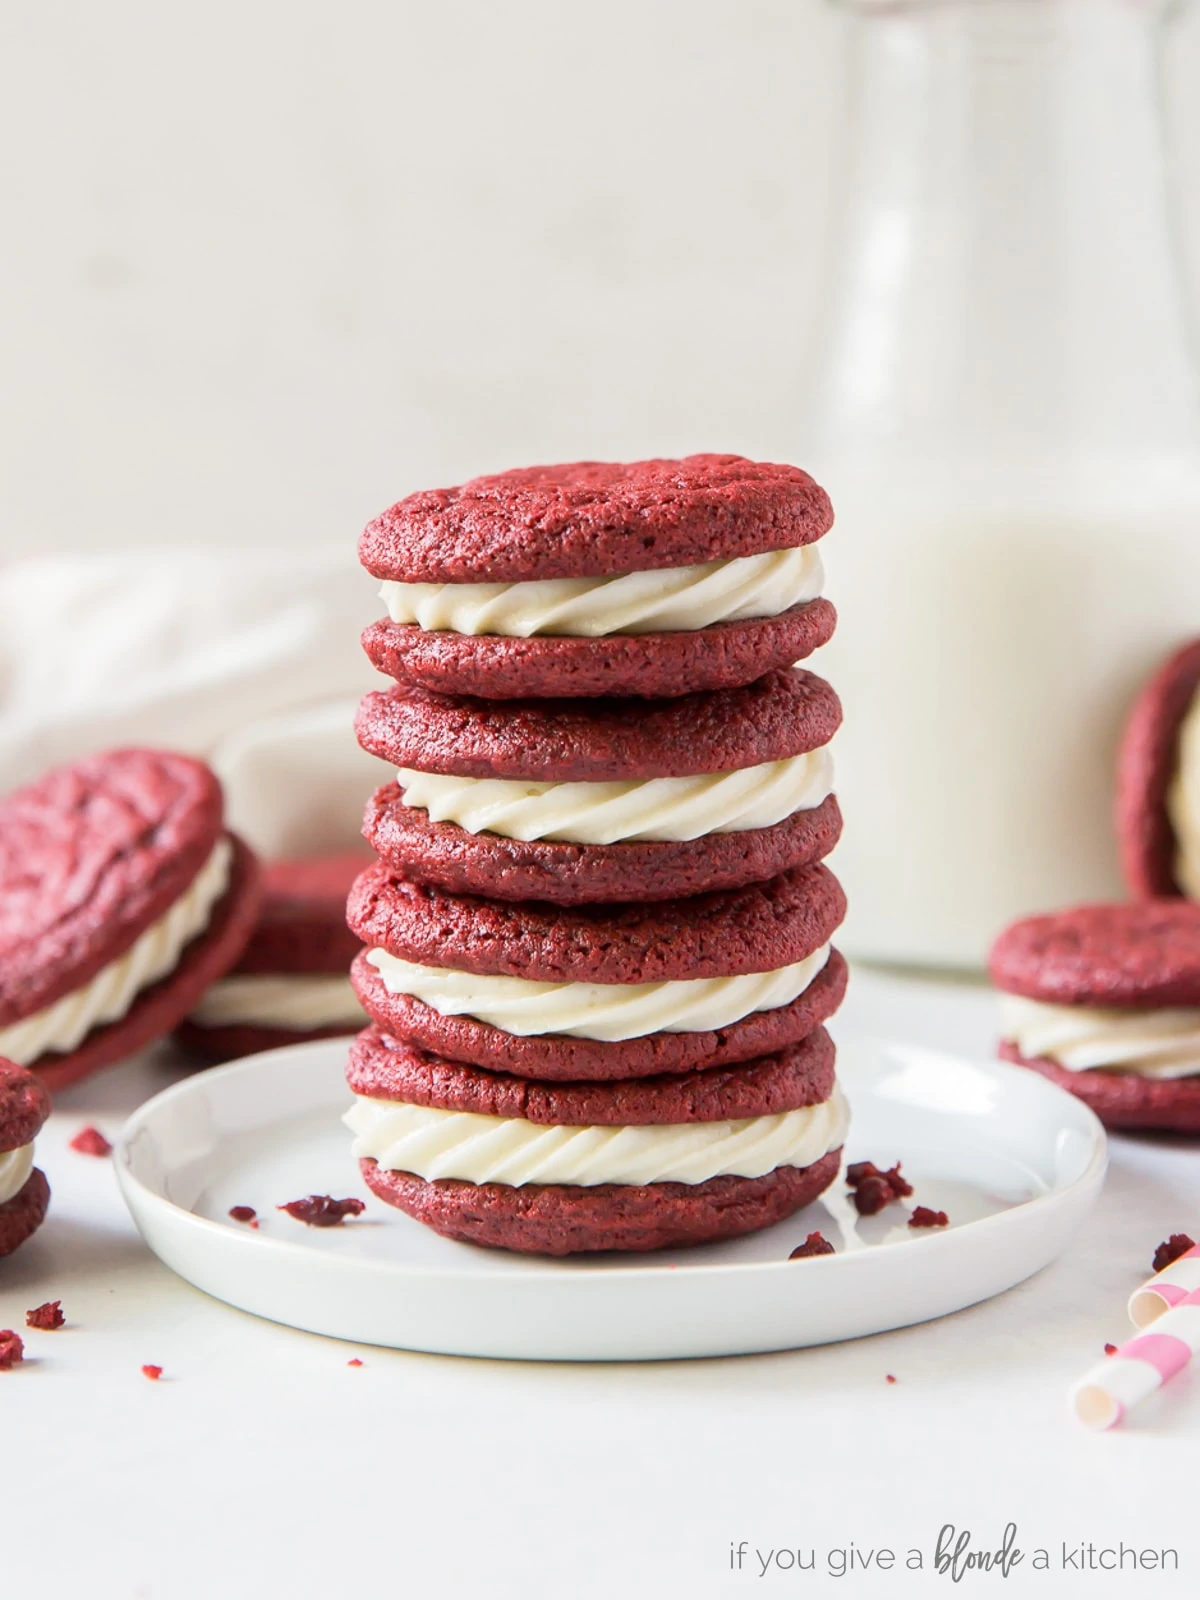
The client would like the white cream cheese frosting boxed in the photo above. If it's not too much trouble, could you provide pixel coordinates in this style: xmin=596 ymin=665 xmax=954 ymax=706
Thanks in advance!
xmin=395 ymin=748 xmax=834 ymax=845
xmin=188 ymin=974 xmax=365 ymax=1031
xmin=344 ymin=1084 xmax=849 ymax=1187
xmin=0 ymin=837 xmax=233 ymax=1066
xmin=379 ymin=545 xmax=823 ymax=638
xmin=1002 ymin=994 xmax=1200 ymax=1078
xmin=364 ymin=944 xmax=830 ymax=1041
xmin=1168 ymin=684 xmax=1200 ymax=899
xmin=0 ymin=1142 xmax=34 ymax=1205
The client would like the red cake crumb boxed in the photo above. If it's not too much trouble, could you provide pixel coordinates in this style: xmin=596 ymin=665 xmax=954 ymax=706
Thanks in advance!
xmin=277 ymin=1195 xmax=365 ymax=1227
xmin=1105 ymin=1343 xmax=1118 ymax=1356
xmin=229 ymin=1206 xmax=257 ymax=1224
xmin=885 ymin=1374 xmax=897 ymax=1384
xmin=789 ymin=1231 xmax=836 ymax=1260
xmin=25 ymin=1302 xmax=64 ymax=1331
xmin=347 ymin=1358 xmax=364 ymax=1367
xmin=846 ymin=1160 xmax=913 ymax=1215
xmin=69 ymin=1125 xmax=112 ymax=1157
xmin=0 ymin=1330 xmax=24 ymax=1369
xmin=1152 ymin=1233 xmax=1196 ymax=1274
xmin=908 ymin=1206 xmax=949 ymax=1229
xmin=141 ymin=1364 xmax=163 ymax=1381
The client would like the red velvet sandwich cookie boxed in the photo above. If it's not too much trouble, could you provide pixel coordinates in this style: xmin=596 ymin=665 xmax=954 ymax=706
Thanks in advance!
xmin=177 ymin=855 xmax=367 ymax=1063
xmin=0 ymin=1058 xmax=52 ymax=1258
xmin=344 ymin=1027 xmax=847 ymax=1255
xmin=348 ymin=861 xmax=847 ymax=1080
xmin=359 ymin=455 xmax=835 ymax=699
xmin=357 ymin=669 xmax=842 ymax=903
xmin=1116 ymin=637 xmax=1200 ymax=898
xmin=0 ymin=749 xmax=262 ymax=1092
xmin=990 ymin=900 xmax=1200 ymax=1131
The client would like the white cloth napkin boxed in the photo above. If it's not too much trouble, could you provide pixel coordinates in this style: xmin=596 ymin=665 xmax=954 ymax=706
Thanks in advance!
xmin=0 ymin=548 xmax=386 ymax=858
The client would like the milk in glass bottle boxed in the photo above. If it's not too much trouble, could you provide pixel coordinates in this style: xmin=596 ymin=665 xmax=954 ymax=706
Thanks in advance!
xmin=804 ymin=0 xmax=1200 ymax=968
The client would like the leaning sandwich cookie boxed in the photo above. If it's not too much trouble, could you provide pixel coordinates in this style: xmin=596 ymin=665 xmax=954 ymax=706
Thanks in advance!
xmin=359 ymin=455 xmax=836 ymax=700
xmin=990 ymin=900 xmax=1200 ymax=1131
xmin=0 ymin=749 xmax=262 ymax=1091
xmin=0 ymin=1059 xmax=52 ymax=1258
xmin=1116 ymin=636 xmax=1200 ymax=898
xmin=177 ymin=854 xmax=367 ymax=1061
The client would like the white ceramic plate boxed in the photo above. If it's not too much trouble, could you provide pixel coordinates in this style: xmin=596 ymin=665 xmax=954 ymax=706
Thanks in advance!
xmin=115 ymin=1036 xmax=1106 ymax=1361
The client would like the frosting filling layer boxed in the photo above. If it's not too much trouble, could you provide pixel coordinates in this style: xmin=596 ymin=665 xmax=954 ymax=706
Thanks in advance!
xmin=188 ymin=974 xmax=366 ymax=1031
xmin=0 ymin=838 xmax=233 ymax=1066
xmin=395 ymin=748 xmax=834 ymax=844
xmin=379 ymin=546 xmax=823 ymax=638
xmin=1002 ymin=994 xmax=1200 ymax=1078
xmin=345 ymin=1084 xmax=849 ymax=1187
xmin=364 ymin=944 xmax=830 ymax=1041
xmin=0 ymin=1143 xmax=34 ymax=1205
xmin=1168 ymin=683 xmax=1200 ymax=899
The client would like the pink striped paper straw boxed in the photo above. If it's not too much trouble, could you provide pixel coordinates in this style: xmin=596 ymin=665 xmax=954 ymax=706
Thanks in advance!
xmin=1071 ymin=1286 xmax=1200 ymax=1430
xmin=1128 ymin=1244 xmax=1200 ymax=1328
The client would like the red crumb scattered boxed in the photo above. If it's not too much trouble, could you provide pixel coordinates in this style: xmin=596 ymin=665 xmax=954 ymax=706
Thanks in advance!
xmin=789 ymin=1231 xmax=836 ymax=1260
xmin=277 ymin=1195 xmax=365 ymax=1228
xmin=347 ymin=1358 xmax=363 ymax=1367
xmin=1104 ymin=1343 xmax=1118 ymax=1357
xmin=141 ymin=1364 xmax=163 ymax=1381
xmin=1152 ymin=1233 xmax=1196 ymax=1274
xmin=846 ymin=1160 xmax=912 ymax=1215
xmin=909 ymin=1206 xmax=950 ymax=1229
xmin=885 ymin=1374 xmax=897 ymax=1385
xmin=0 ymin=1330 xmax=24 ymax=1369
xmin=25 ymin=1302 xmax=64 ymax=1331
xmin=69 ymin=1125 xmax=112 ymax=1157
xmin=228 ymin=1206 xmax=257 ymax=1224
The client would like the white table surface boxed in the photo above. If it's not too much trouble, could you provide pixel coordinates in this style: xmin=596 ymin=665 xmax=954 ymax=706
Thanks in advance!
xmin=5 ymin=966 xmax=1195 ymax=1599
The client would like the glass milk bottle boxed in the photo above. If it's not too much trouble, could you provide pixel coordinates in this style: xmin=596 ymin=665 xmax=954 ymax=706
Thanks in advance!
xmin=804 ymin=0 xmax=1200 ymax=969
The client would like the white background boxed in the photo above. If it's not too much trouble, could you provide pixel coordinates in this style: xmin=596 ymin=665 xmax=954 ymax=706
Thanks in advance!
xmin=3 ymin=0 xmax=1200 ymax=560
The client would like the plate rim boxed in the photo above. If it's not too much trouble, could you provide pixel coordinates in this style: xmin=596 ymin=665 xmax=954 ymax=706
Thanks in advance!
xmin=114 ymin=1034 xmax=1109 ymax=1286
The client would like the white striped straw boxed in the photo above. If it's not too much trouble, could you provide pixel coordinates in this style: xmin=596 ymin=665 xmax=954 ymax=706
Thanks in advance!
xmin=1071 ymin=1286 xmax=1200 ymax=1430
xmin=1128 ymin=1244 xmax=1200 ymax=1328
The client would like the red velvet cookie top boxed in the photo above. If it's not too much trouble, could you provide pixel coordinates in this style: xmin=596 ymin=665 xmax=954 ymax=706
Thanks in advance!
xmin=346 ymin=1024 xmax=836 ymax=1124
xmin=347 ymin=859 xmax=846 ymax=984
xmin=989 ymin=900 xmax=1200 ymax=1008
xmin=0 ymin=1059 xmax=52 ymax=1152
xmin=0 ymin=748 xmax=224 ymax=1026
xmin=356 ymin=669 xmax=841 ymax=781
xmin=359 ymin=455 xmax=834 ymax=583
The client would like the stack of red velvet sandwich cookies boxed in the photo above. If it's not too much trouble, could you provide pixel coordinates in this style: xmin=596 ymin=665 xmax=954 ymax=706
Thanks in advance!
xmin=344 ymin=455 xmax=851 ymax=1254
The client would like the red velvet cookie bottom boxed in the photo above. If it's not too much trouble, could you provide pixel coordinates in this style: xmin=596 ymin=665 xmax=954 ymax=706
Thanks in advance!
xmin=176 ymin=1018 xmax=361 ymax=1065
xmin=0 ymin=1167 xmax=50 ymax=1258
xmin=360 ymin=1147 xmax=842 ymax=1255
xmin=31 ymin=835 xmax=263 ymax=1094
xmin=1000 ymin=1040 xmax=1200 ymax=1132
xmin=361 ymin=599 xmax=837 ymax=701
xmin=351 ymin=946 xmax=848 ymax=1080
xmin=364 ymin=784 xmax=842 ymax=904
